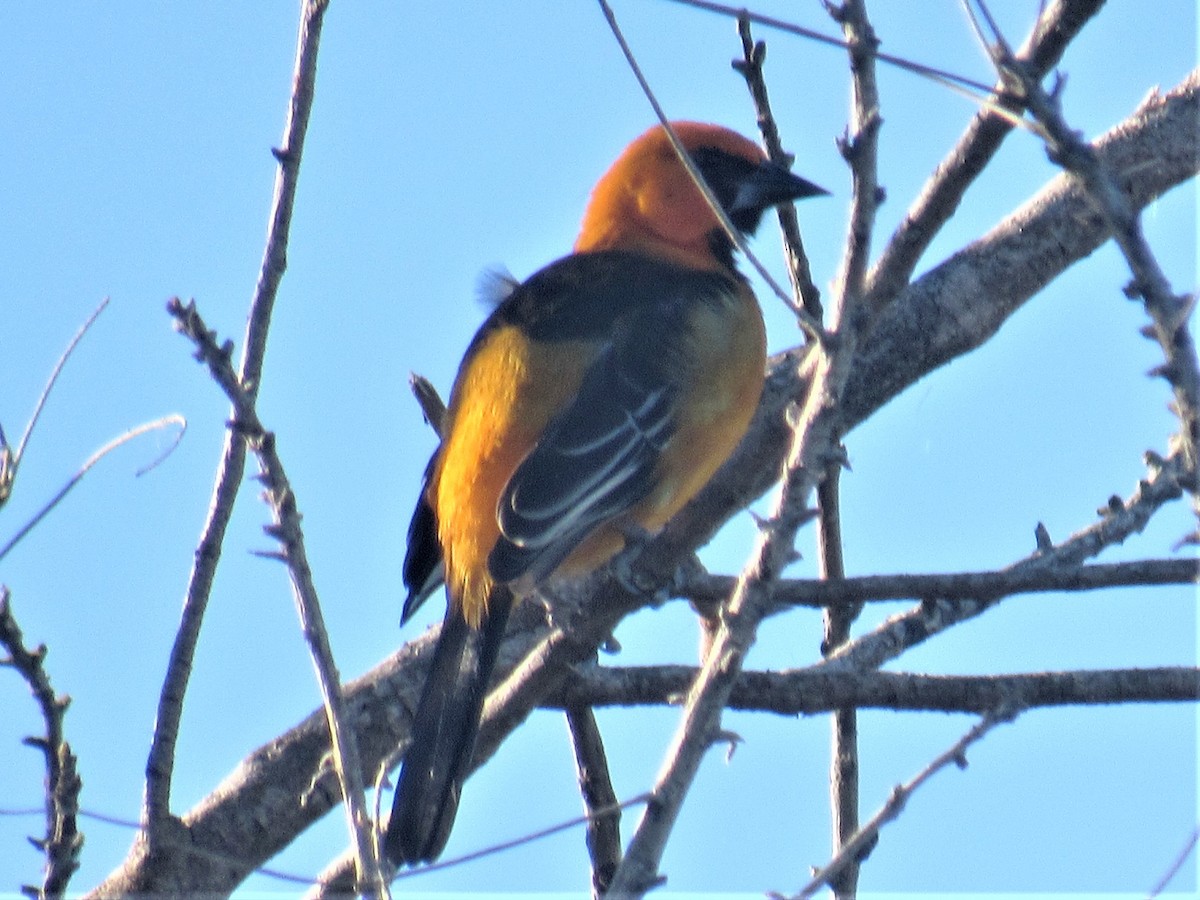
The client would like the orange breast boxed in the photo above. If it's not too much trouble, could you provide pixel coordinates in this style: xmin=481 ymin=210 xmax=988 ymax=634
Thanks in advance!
xmin=433 ymin=326 xmax=597 ymax=626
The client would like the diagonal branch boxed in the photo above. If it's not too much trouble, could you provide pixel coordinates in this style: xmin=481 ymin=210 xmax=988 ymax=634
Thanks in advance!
xmin=969 ymin=7 xmax=1200 ymax=531
xmin=733 ymin=16 xmax=824 ymax=324
xmin=140 ymin=0 xmax=330 ymax=848
xmin=606 ymin=2 xmax=883 ymax=891
xmin=682 ymin=557 xmax=1199 ymax=613
xmin=790 ymin=709 xmax=1016 ymax=899
xmin=821 ymin=450 xmax=1190 ymax=675
xmin=167 ymin=297 xmax=382 ymax=895
xmin=865 ymin=0 xmax=1109 ymax=310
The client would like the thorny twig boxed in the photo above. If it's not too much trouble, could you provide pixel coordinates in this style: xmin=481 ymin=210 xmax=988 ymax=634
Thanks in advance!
xmin=139 ymin=0 xmax=337 ymax=886
xmin=963 ymin=0 xmax=1200 ymax=537
xmin=0 ymin=588 xmax=83 ymax=898
xmin=169 ymin=297 xmax=383 ymax=896
xmin=604 ymin=0 xmax=881 ymax=891
xmin=786 ymin=709 xmax=1018 ymax=899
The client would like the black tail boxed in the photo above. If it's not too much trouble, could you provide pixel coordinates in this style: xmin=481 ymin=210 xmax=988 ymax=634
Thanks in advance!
xmin=384 ymin=590 xmax=512 ymax=866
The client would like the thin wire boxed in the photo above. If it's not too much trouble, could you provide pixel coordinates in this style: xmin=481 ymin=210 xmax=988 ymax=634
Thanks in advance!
xmin=665 ymin=0 xmax=999 ymax=96
xmin=597 ymin=0 xmax=826 ymax=343
xmin=395 ymin=792 xmax=652 ymax=880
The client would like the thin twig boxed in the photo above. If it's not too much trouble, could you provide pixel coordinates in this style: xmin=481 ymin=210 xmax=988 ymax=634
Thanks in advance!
xmin=141 ymin=0 xmax=330 ymax=854
xmin=732 ymin=15 xmax=824 ymax=326
xmin=0 ymin=588 xmax=83 ymax=898
xmin=682 ymin=556 xmax=1200 ymax=613
xmin=819 ymin=7 xmax=884 ymax=891
xmin=358 ymin=793 xmax=649 ymax=888
xmin=565 ymin=705 xmax=622 ymax=899
xmin=1147 ymin=823 xmax=1200 ymax=898
xmin=0 ymin=415 xmax=187 ymax=564
xmin=604 ymin=1 xmax=879 ymax=889
xmin=3 ymin=297 xmax=111 ymax=508
xmin=829 ymin=0 xmax=883 ymax=333
xmin=596 ymin=0 xmax=825 ymax=343
xmin=817 ymin=464 xmax=860 ymax=899
xmin=169 ymin=295 xmax=383 ymax=896
xmin=666 ymin=0 xmax=1002 ymax=97
xmin=788 ymin=709 xmax=1017 ymax=899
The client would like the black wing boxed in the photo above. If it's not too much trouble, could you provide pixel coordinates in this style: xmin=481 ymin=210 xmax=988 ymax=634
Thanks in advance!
xmin=400 ymin=455 xmax=444 ymax=624
xmin=487 ymin=308 xmax=681 ymax=584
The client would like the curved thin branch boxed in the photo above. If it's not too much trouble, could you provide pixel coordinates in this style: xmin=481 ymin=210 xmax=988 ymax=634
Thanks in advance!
xmin=1 ymin=298 xmax=110 ymax=510
xmin=0 ymin=415 xmax=187 ymax=564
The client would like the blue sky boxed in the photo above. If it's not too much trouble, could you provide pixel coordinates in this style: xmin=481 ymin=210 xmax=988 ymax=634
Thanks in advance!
xmin=0 ymin=2 xmax=1196 ymax=896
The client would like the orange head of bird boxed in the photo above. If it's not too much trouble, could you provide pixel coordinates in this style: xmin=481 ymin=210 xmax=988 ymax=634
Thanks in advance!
xmin=575 ymin=121 xmax=827 ymax=270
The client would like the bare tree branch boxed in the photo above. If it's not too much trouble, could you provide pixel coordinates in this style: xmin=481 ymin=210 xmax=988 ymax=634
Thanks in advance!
xmin=683 ymin=556 xmax=1199 ymax=612
xmin=968 ymin=3 xmax=1200 ymax=531
xmin=78 ymin=65 xmax=1198 ymax=899
xmin=606 ymin=0 xmax=885 ymax=889
xmin=166 ymin=297 xmax=382 ymax=895
xmin=141 ymin=0 xmax=331 ymax=842
xmin=0 ymin=588 xmax=82 ymax=898
xmin=565 ymin=705 xmax=622 ymax=899
xmin=841 ymin=70 xmax=1198 ymax=430
xmin=549 ymin=664 xmax=1200 ymax=714
xmin=789 ymin=709 xmax=1016 ymax=899
xmin=865 ymin=0 xmax=1109 ymax=310
xmin=816 ymin=463 xmax=860 ymax=899
xmin=0 ymin=298 xmax=109 ymax=512
xmin=99 ymin=2 xmax=340 ymax=894
xmin=822 ymin=451 xmax=1190 ymax=675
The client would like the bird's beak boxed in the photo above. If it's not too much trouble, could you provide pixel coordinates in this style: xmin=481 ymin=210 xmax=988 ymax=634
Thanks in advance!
xmin=732 ymin=160 xmax=829 ymax=214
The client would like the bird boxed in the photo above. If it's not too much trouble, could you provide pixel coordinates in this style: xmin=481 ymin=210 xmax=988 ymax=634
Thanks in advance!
xmin=384 ymin=121 xmax=826 ymax=867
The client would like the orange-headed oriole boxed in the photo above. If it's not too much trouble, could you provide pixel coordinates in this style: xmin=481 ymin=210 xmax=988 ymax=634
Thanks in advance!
xmin=385 ymin=122 xmax=826 ymax=866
